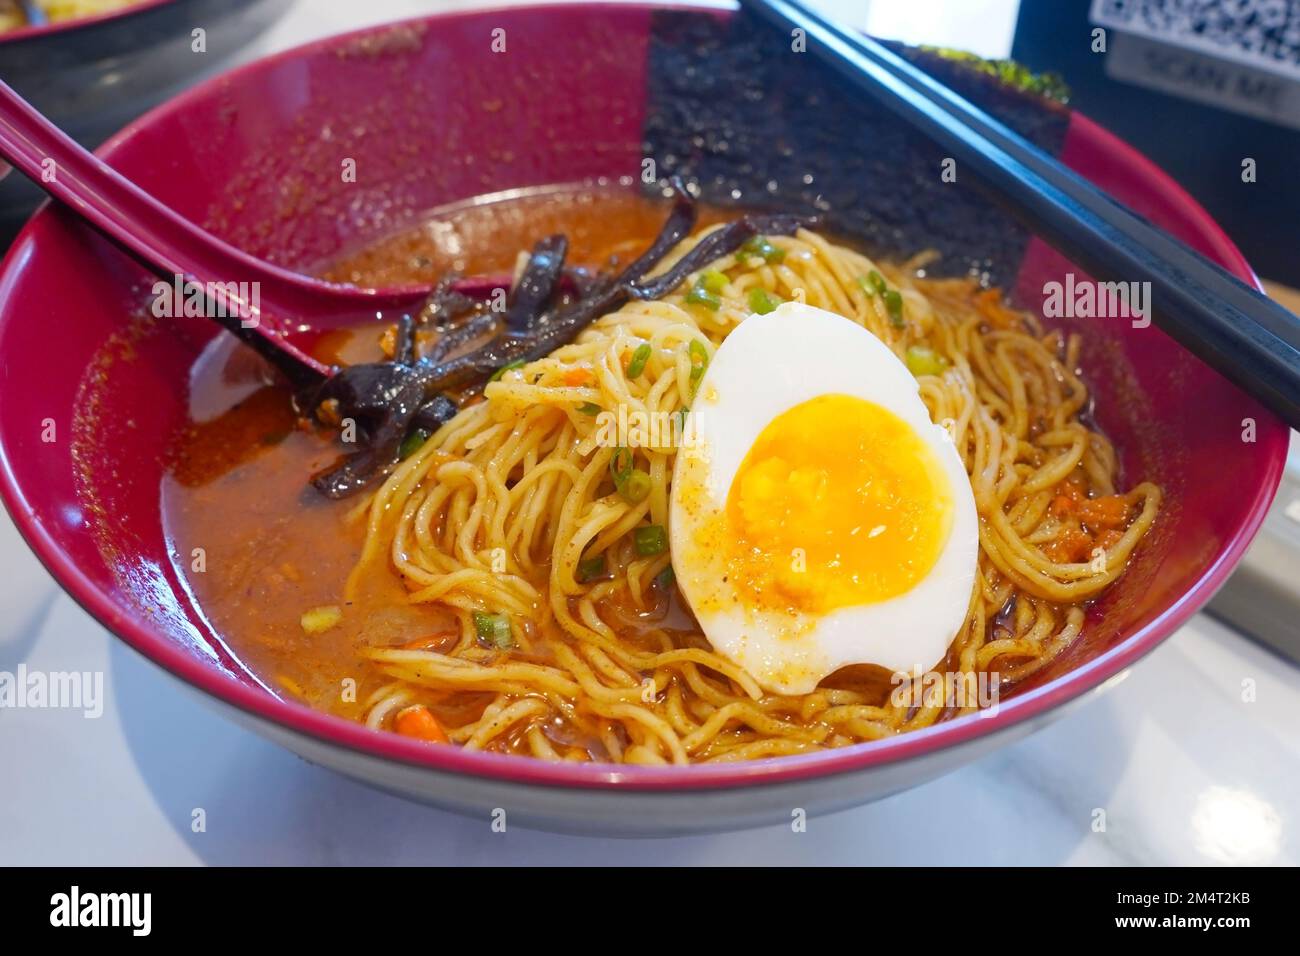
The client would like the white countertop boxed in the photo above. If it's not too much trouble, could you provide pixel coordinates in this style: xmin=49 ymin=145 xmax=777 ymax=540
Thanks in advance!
xmin=2 ymin=0 xmax=1298 ymax=866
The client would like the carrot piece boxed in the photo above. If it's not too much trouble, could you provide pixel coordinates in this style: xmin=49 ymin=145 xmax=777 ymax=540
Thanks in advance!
xmin=394 ymin=705 xmax=449 ymax=744
xmin=400 ymin=631 xmax=457 ymax=651
xmin=563 ymin=368 xmax=593 ymax=386
xmin=1078 ymin=495 xmax=1131 ymax=529
xmin=1095 ymin=529 xmax=1124 ymax=551
xmin=1044 ymin=527 xmax=1094 ymax=563
xmin=974 ymin=288 xmax=1018 ymax=328
xmin=1049 ymin=494 xmax=1076 ymax=518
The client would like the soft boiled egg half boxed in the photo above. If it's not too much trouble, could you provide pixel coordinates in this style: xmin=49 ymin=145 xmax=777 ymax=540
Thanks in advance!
xmin=669 ymin=301 xmax=978 ymax=695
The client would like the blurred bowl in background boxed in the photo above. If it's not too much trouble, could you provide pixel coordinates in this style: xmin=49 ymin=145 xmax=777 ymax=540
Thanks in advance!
xmin=0 ymin=0 xmax=294 ymax=239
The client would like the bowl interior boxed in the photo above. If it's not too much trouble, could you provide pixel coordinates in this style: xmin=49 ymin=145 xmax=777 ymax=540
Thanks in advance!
xmin=0 ymin=4 xmax=1286 ymax=786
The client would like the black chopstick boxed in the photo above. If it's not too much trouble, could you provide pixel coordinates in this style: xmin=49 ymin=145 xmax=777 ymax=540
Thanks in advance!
xmin=739 ymin=0 xmax=1300 ymax=429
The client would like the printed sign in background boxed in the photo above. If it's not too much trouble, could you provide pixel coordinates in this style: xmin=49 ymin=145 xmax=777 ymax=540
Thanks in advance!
xmin=1090 ymin=0 xmax=1300 ymax=80
xmin=1093 ymin=0 xmax=1300 ymax=129
xmin=1014 ymin=0 xmax=1300 ymax=283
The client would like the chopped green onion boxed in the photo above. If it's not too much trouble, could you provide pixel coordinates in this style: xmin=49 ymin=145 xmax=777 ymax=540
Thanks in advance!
xmin=609 ymin=446 xmax=633 ymax=486
xmin=576 ymin=402 xmax=602 ymax=416
xmin=489 ymin=358 xmax=527 ymax=382
xmin=398 ymin=427 xmax=431 ymax=460
xmin=576 ymin=554 xmax=607 ymax=583
xmin=686 ymin=285 xmax=721 ymax=311
xmin=301 ymin=605 xmax=342 ymax=635
xmin=620 ymin=468 xmax=652 ymax=504
xmin=747 ymin=287 xmax=782 ymax=315
xmin=905 ymin=345 xmax=949 ymax=377
xmin=608 ymin=445 xmax=650 ymax=503
xmin=699 ymin=269 xmax=729 ymax=293
xmin=741 ymin=235 xmax=785 ymax=263
xmin=858 ymin=270 xmax=906 ymax=329
xmin=473 ymin=611 xmax=513 ymax=650
xmin=655 ymin=564 xmax=676 ymax=589
xmin=634 ymin=524 xmax=668 ymax=556
xmin=676 ymin=407 xmax=690 ymax=430
xmin=688 ymin=339 xmax=710 ymax=386
xmin=883 ymin=289 xmax=905 ymax=328
xmin=626 ymin=343 xmax=652 ymax=379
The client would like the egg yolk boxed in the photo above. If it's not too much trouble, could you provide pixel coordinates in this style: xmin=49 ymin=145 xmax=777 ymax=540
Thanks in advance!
xmin=723 ymin=393 xmax=952 ymax=615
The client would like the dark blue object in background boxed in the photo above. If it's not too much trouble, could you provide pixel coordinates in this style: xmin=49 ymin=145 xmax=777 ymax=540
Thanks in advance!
xmin=1013 ymin=0 xmax=1300 ymax=284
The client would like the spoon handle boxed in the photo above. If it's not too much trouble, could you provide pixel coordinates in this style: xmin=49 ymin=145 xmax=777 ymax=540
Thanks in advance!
xmin=0 ymin=79 xmax=340 ymax=384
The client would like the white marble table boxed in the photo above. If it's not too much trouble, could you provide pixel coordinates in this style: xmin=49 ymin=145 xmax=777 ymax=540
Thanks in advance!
xmin=2 ymin=0 xmax=1297 ymax=866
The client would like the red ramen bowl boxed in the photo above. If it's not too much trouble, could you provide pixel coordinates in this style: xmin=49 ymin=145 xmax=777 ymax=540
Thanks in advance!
xmin=0 ymin=3 xmax=1286 ymax=835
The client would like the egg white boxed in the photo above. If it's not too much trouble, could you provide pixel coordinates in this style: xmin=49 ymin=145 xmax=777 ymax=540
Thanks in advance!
xmin=669 ymin=302 xmax=979 ymax=695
